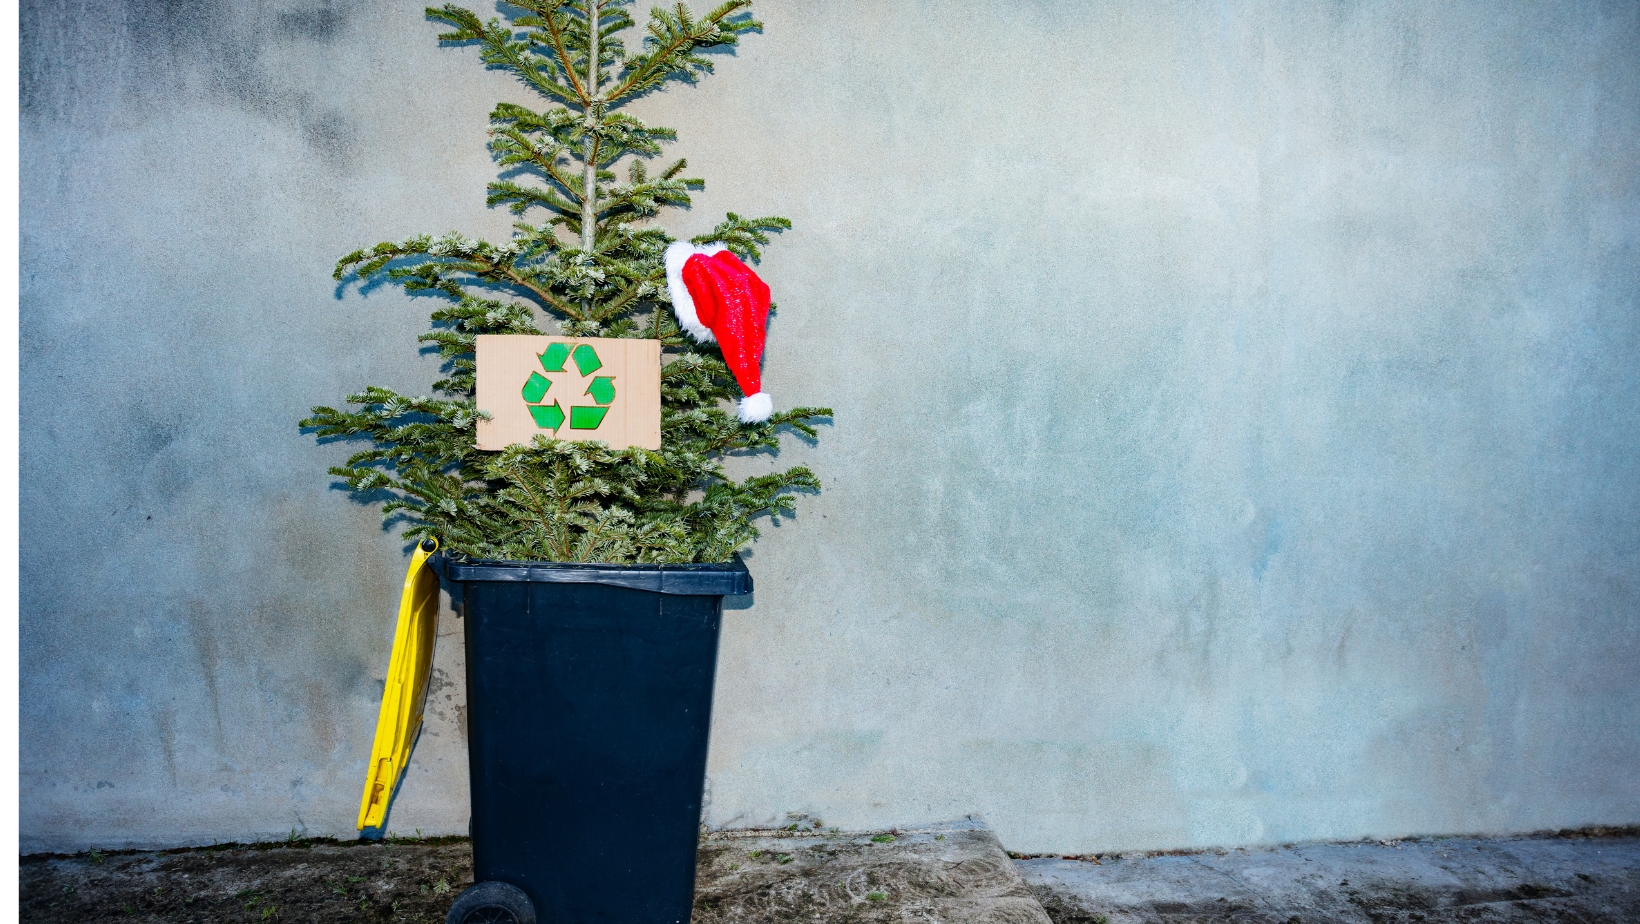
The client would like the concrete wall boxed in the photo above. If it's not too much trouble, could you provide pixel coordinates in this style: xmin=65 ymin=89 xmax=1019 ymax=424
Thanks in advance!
xmin=21 ymin=0 xmax=1640 ymax=854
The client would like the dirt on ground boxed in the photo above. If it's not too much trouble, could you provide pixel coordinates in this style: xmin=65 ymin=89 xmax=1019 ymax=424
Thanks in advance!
xmin=20 ymin=837 xmax=476 ymax=923
xmin=20 ymin=822 xmax=1045 ymax=924
xmin=692 ymin=823 xmax=1050 ymax=924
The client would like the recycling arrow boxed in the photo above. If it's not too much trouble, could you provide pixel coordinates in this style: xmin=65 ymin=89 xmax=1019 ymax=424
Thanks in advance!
xmin=572 ymin=344 xmax=603 ymax=376
xmin=538 ymin=342 xmax=571 ymax=373
xmin=570 ymin=406 xmax=609 ymax=429
xmin=585 ymin=376 xmax=616 ymax=405
xmin=527 ymin=401 xmax=565 ymax=431
xmin=521 ymin=371 xmax=552 ymax=403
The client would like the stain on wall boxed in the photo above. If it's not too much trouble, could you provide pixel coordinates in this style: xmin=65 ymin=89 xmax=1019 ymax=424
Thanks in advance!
xmin=20 ymin=0 xmax=1640 ymax=853
xmin=23 ymin=0 xmax=359 ymax=161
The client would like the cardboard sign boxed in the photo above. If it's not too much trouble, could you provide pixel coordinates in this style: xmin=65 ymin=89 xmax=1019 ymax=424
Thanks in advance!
xmin=475 ymin=336 xmax=662 ymax=451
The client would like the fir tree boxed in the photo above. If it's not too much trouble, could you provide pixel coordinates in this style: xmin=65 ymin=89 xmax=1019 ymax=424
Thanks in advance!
xmin=301 ymin=0 xmax=828 ymax=564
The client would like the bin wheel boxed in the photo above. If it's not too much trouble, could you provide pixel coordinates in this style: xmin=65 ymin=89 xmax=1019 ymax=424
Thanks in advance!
xmin=445 ymin=880 xmax=536 ymax=924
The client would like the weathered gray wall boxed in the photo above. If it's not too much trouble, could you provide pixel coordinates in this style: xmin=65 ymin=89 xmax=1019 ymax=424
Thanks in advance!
xmin=21 ymin=0 xmax=1640 ymax=855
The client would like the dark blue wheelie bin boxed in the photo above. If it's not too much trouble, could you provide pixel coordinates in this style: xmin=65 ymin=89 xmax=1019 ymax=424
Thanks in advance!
xmin=438 ymin=555 xmax=751 ymax=924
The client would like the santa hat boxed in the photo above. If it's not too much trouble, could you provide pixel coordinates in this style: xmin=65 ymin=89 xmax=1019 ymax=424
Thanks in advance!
xmin=665 ymin=240 xmax=774 ymax=423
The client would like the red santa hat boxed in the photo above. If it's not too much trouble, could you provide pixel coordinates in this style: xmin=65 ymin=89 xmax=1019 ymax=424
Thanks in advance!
xmin=665 ymin=240 xmax=774 ymax=423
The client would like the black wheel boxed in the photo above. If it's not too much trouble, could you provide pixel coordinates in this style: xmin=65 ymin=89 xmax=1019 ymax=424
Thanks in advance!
xmin=445 ymin=880 xmax=536 ymax=924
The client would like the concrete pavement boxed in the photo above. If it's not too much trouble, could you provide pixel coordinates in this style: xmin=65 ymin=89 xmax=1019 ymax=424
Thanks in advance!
xmin=1017 ymin=830 xmax=1640 ymax=923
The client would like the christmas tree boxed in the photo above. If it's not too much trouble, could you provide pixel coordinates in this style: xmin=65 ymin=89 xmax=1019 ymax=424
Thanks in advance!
xmin=301 ymin=0 xmax=828 ymax=564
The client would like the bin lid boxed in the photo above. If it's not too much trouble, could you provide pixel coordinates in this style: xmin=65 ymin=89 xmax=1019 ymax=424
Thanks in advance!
xmin=441 ymin=552 xmax=752 ymax=596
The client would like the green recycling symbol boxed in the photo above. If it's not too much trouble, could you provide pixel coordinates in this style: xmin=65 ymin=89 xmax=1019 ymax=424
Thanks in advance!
xmin=520 ymin=342 xmax=616 ymax=432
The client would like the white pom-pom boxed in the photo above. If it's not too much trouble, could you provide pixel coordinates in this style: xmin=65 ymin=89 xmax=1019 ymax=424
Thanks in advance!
xmin=737 ymin=392 xmax=773 ymax=423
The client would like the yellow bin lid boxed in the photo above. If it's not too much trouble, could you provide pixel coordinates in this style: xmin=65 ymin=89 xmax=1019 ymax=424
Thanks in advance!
xmin=357 ymin=538 xmax=441 ymax=834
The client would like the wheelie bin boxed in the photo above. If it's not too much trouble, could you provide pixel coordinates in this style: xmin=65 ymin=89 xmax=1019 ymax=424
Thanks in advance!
xmin=438 ymin=555 xmax=751 ymax=924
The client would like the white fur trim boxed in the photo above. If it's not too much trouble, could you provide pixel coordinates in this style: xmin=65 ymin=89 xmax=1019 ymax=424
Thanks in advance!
xmin=664 ymin=241 xmax=727 ymax=343
xmin=737 ymin=392 xmax=773 ymax=423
